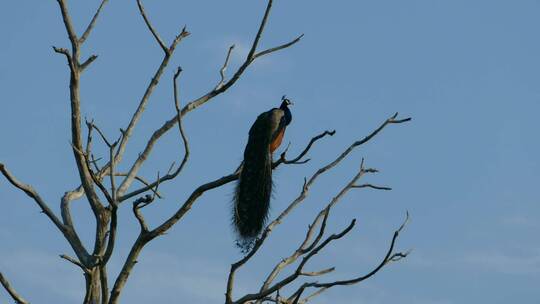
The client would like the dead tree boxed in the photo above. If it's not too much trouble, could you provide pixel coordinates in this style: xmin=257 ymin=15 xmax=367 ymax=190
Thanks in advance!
xmin=0 ymin=1 xmax=411 ymax=303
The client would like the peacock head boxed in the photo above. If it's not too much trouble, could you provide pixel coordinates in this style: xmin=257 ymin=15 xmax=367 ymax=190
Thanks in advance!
xmin=280 ymin=95 xmax=293 ymax=108
xmin=280 ymin=95 xmax=293 ymax=125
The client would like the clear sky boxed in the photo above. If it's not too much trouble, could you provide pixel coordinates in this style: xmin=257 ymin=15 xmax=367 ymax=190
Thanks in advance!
xmin=1 ymin=0 xmax=539 ymax=303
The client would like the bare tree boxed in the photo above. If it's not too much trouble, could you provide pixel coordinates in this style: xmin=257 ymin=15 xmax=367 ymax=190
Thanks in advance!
xmin=0 ymin=1 xmax=411 ymax=303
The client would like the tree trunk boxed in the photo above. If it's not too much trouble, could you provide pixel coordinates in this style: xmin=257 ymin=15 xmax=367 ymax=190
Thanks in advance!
xmin=84 ymin=269 xmax=102 ymax=304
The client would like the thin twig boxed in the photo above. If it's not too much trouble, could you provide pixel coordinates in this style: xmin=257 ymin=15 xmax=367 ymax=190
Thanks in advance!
xmin=136 ymin=0 xmax=169 ymax=54
xmin=79 ymin=0 xmax=109 ymax=44
xmin=273 ymin=130 xmax=336 ymax=168
xmin=172 ymin=67 xmax=190 ymax=179
xmin=80 ymin=54 xmax=98 ymax=71
xmin=300 ymin=267 xmax=335 ymax=277
xmin=113 ymin=173 xmax=163 ymax=198
xmin=352 ymin=184 xmax=392 ymax=191
xmin=60 ymin=254 xmax=89 ymax=273
xmin=295 ymin=287 xmax=328 ymax=304
xmin=52 ymin=46 xmax=74 ymax=70
xmin=291 ymin=287 xmax=305 ymax=304
xmin=81 ymin=149 xmax=113 ymax=205
xmin=133 ymin=195 xmax=153 ymax=232
xmin=254 ymin=34 xmax=304 ymax=60
xmin=217 ymin=45 xmax=235 ymax=90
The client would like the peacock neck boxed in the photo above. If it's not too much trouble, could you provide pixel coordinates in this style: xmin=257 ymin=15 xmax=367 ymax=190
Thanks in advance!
xmin=280 ymin=104 xmax=292 ymax=126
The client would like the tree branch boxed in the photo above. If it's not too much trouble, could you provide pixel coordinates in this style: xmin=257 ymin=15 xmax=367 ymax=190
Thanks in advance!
xmin=256 ymin=207 xmax=331 ymax=297
xmin=216 ymin=44 xmax=236 ymax=90
xmin=101 ymin=204 xmax=118 ymax=264
xmin=254 ymin=162 xmax=372 ymax=300
xmin=115 ymin=25 xmax=189 ymax=195
xmin=109 ymin=233 xmax=148 ymax=304
xmin=110 ymin=173 xmax=163 ymax=199
xmin=300 ymin=267 xmax=335 ymax=277
xmin=235 ymin=220 xmax=357 ymax=304
xmin=52 ymin=46 xmax=75 ymax=70
xmin=136 ymin=0 xmax=169 ymax=55
xmin=132 ymin=195 xmax=153 ymax=233
xmin=0 ymin=272 xmax=29 ymax=304
xmin=54 ymin=0 xmax=120 ymax=265
xmin=253 ymin=34 xmax=304 ymax=60
xmin=60 ymin=254 xmax=90 ymax=273
xmin=308 ymin=113 xmax=410 ymax=187
xmin=308 ymin=212 xmax=409 ymax=288
xmin=79 ymin=0 xmax=109 ymax=44
xmin=61 ymin=186 xmax=84 ymax=229
xmin=291 ymin=288 xmax=304 ymax=304
xmin=291 ymin=287 xmax=328 ymax=304
xmin=283 ymin=212 xmax=410 ymax=303
xmin=56 ymin=0 xmax=78 ymax=48
xmin=58 ymin=187 xmax=93 ymax=265
xmin=172 ymin=66 xmax=190 ymax=176
xmin=100 ymin=265 xmax=109 ymax=304
xmin=55 ymin=0 xmax=106 ymax=218
xmin=0 ymin=163 xmax=65 ymax=232
xmin=118 ymin=66 xmax=190 ymax=202
xmin=91 ymin=126 xmax=121 ymax=263
xmin=352 ymin=183 xmax=392 ymax=191
xmin=273 ymin=130 xmax=335 ymax=168
xmin=80 ymin=54 xmax=98 ymax=71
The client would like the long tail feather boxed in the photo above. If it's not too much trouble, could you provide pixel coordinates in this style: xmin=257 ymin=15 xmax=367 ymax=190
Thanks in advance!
xmin=233 ymin=115 xmax=274 ymax=242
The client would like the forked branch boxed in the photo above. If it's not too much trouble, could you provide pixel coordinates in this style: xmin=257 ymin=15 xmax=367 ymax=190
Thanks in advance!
xmin=273 ymin=130 xmax=336 ymax=168
xmin=113 ymin=1 xmax=190 ymax=184
xmin=117 ymin=66 xmax=190 ymax=202
xmin=290 ymin=212 xmax=410 ymax=301
xmin=235 ymin=220 xmax=357 ymax=304
xmin=254 ymin=163 xmax=375 ymax=299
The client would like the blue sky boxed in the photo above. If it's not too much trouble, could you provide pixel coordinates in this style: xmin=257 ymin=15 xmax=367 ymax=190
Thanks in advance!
xmin=1 ymin=0 xmax=539 ymax=303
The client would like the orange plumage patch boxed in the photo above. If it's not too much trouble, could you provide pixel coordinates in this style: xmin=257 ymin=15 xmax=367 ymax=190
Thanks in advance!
xmin=270 ymin=128 xmax=285 ymax=153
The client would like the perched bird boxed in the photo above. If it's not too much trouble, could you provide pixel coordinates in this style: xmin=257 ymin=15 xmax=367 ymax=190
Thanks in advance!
xmin=233 ymin=97 xmax=293 ymax=244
